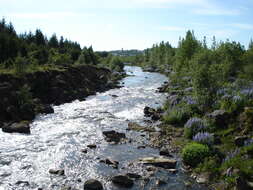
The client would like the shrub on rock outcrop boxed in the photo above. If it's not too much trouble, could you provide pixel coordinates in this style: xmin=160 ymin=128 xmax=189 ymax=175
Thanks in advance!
xmin=182 ymin=142 xmax=210 ymax=167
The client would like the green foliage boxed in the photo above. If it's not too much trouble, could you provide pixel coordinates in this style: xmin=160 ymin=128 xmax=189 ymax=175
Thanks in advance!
xmin=109 ymin=56 xmax=124 ymax=72
xmin=195 ymin=156 xmax=220 ymax=174
xmin=13 ymin=55 xmax=28 ymax=75
xmin=163 ymin=108 xmax=188 ymax=126
xmin=191 ymin=50 xmax=223 ymax=109
xmin=17 ymin=84 xmax=33 ymax=106
xmin=219 ymin=96 xmax=245 ymax=113
xmin=182 ymin=142 xmax=210 ymax=167
xmin=0 ymin=18 xmax=82 ymax=70
xmin=76 ymin=46 xmax=98 ymax=65
xmin=221 ymin=149 xmax=253 ymax=181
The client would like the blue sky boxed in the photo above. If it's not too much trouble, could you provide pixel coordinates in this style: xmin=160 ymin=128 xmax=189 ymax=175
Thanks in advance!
xmin=1 ymin=0 xmax=253 ymax=50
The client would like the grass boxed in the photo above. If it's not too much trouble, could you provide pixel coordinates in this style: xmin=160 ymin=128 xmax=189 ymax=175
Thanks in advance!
xmin=0 ymin=64 xmax=66 ymax=75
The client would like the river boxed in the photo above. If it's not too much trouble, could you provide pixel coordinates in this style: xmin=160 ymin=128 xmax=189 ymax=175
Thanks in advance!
xmin=0 ymin=66 xmax=206 ymax=190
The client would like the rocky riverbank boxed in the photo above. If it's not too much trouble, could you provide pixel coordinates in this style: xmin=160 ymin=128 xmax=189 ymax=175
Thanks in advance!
xmin=0 ymin=64 xmax=123 ymax=133
xmin=143 ymin=80 xmax=253 ymax=190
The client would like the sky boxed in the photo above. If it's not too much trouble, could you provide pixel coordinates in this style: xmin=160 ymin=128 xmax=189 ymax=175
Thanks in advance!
xmin=1 ymin=0 xmax=253 ymax=51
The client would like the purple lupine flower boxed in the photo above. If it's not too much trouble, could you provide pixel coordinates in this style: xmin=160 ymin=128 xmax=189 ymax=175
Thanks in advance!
xmin=183 ymin=96 xmax=197 ymax=105
xmin=240 ymin=88 xmax=253 ymax=97
xmin=167 ymin=95 xmax=180 ymax=107
xmin=217 ymin=88 xmax=229 ymax=96
xmin=184 ymin=87 xmax=193 ymax=93
xmin=221 ymin=94 xmax=232 ymax=100
xmin=244 ymin=138 xmax=253 ymax=147
xmin=184 ymin=117 xmax=207 ymax=134
xmin=223 ymin=148 xmax=240 ymax=163
xmin=232 ymin=95 xmax=242 ymax=103
xmin=193 ymin=132 xmax=214 ymax=145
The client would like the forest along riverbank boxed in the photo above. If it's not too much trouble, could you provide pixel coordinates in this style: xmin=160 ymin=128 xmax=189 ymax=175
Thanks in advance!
xmin=0 ymin=64 xmax=123 ymax=134
xmin=0 ymin=66 xmax=208 ymax=190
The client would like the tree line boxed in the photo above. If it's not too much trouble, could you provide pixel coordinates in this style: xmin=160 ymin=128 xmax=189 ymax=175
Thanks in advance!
xmin=0 ymin=18 xmax=124 ymax=73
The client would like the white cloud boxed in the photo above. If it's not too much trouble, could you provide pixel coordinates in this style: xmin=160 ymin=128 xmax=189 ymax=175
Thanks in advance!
xmin=193 ymin=8 xmax=241 ymax=16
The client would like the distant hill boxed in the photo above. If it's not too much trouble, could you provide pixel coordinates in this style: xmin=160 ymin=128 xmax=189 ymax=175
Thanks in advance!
xmin=109 ymin=49 xmax=144 ymax=56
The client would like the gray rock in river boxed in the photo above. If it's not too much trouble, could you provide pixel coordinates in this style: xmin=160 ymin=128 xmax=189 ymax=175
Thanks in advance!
xmin=83 ymin=179 xmax=103 ymax=190
xmin=2 ymin=121 xmax=31 ymax=134
xmin=159 ymin=148 xmax=173 ymax=157
xmin=139 ymin=157 xmax=177 ymax=169
xmin=126 ymin=173 xmax=142 ymax=179
xmin=49 ymin=169 xmax=65 ymax=175
xmin=100 ymin=158 xmax=119 ymax=169
xmin=102 ymin=130 xmax=126 ymax=143
xmin=112 ymin=175 xmax=134 ymax=188
xmin=87 ymin=144 xmax=97 ymax=149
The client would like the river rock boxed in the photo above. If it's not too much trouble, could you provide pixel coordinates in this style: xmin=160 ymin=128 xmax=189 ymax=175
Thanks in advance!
xmin=61 ymin=186 xmax=71 ymax=190
xmin=100 ymin=158 xmax=119 ymax=169
xmin=87 ymin=144 xmax=97 ymax=149
xmin=159 ymin=148 xmax=173 ymax=157
xmin=139 ymin=157 xmax=177 ymax=169
xmin=156 ymin=179 xmax=167 ymax=186
xmin=143 ymin=106 xmax=162 ymax=121
xmin=127 ymin=122 xmax=155 ymax=132
xmin=2 ymin=121 xmax=31 ymax=134
xmin=102 ymin=130 xmax=126 ymax=143
xmin=39 ymin=104 xmax=54 ymax=114
xmin=196 ymin=173 xmax=210 ymax=184
xmin=81 ymin=149 xmax=88 ymax=153
xmin=167 ymin=169 xmax=178 ymax=173
xmin=49 ymin=169 xmax=65 ymax=175
xmin=126 ymin=173 xmax=142 ymax=179
xmin=157 ymin=83 xmax=169 ymax=93
xmin=112 ymin=175 xmax=134 ymax=188
xmin=15 ymin=181 xmax=29 ymax=186
xmin=206 ymin=110 xmax=230 ymax=127
xmin=83 ymin=179 xmax=103 ymax=190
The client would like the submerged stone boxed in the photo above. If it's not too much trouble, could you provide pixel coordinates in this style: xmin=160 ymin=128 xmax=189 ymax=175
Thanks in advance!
xmin=112 ymin=175 xmax=134 ymax=188
xmin=83 ymin=179 xmax=103 ymax=190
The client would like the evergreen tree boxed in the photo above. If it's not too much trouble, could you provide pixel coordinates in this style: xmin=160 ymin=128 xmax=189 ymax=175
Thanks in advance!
xmin=48 ymin=34 xmax=59 ymax=48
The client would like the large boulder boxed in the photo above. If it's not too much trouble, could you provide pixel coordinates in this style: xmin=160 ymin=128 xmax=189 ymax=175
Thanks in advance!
xmin=143 ymin=106 xmax=162 ymax=121
xmin=139 ymin=157 xmax=177 ymax=169
xmin=2 ymin=121 xmax=31 ymax=134
xmin=206 ymin=110 xmax=230 ymax=127
xmin=112 ymin=175 xmax=134 ymax=188
xmin=83 ymin=179 xmax=103 ymax=190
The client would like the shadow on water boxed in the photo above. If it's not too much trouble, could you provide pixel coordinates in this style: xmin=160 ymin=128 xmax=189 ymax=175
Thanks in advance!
xmin=0 ymin=66 xmax=207 ymax=190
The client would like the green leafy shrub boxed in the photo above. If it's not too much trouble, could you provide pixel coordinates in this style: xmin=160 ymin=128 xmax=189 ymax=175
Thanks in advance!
xmin=13 ymin=55 xmax=28 ymax=75
xmin=109 ymin=57 xmax=124 ymax=72
xmin=182 ymin=142 xmax=210 ymax=167
xmin=163 ymin=108 xmax=189 ymax=125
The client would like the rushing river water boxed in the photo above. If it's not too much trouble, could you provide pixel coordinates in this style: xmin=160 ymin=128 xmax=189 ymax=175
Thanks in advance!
xmin=0 ymin=66 xmax=206 ymax=190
